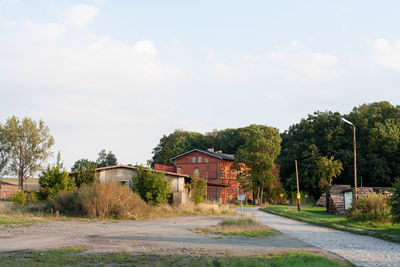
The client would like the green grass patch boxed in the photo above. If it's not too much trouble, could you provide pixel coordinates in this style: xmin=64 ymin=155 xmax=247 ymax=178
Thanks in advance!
xmin=0 ymin=215 xmax=46 ymax=228
xmin=195 ymin=216 xmax=278 ymax=237
xmin=261 ymin=205 xmax=400 ymax=243
xmin=0 ymin=248 xmax=349 ymax=266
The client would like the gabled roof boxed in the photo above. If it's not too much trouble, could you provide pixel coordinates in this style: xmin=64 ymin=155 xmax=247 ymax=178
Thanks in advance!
xmin=170 ymin=149 xmax=235 ymax=161
xmin=69 ymin=165 xmax=189 ymax=178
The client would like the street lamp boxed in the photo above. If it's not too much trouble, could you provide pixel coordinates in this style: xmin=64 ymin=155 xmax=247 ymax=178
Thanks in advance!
xmin=341 ymin=118 xmax=357 ymax=208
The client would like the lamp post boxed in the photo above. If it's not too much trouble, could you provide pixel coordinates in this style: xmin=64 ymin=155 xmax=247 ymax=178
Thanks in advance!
xmin=341 ymin=118 xmax=357 ymax=208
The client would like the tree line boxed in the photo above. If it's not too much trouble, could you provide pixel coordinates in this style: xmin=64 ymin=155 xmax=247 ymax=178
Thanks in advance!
xmin=151 ymin=101 xmax=400 ymax=199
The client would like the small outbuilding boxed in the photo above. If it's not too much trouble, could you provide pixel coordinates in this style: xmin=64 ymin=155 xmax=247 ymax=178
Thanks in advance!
xmin=0 ymin=181 xmax=18 ymax=199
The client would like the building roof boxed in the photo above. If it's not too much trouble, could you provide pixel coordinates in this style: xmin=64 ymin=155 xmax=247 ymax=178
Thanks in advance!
xmin=170 ymin=149 xmax=235 ymax=162
xmin=69 ymin=164 xmax=189 ymax=178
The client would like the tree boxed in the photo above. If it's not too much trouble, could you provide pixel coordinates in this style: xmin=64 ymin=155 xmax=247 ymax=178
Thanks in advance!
xmin=234 ymin=125 xmax=281 ymax=204
xmin=132 ymin=166 xmax=170 ymax=205
xmin=39 ymin=152 xmax=75 ymax=199
xmin=390 ymin=178 xmax=400 ymax=224
xmin=71 ymin=158 xmax=96 ymax=172
xmin=316 ymin=156 xmax=343 ymax=193
xmin=71 ymin=159 xmax=98 ymax=187
xmin=2 ymin=116 xmax=54 ymax=189
xmin=0 ymin=126 xmax=9 ymax=176
xmin=189 ymin=173 xmax=206 ymax=204
xmin=96 ymin=149 xmax=118 ymax=167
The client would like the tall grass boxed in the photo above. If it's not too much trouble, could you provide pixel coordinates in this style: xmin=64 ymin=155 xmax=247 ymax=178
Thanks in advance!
xmin=347 ymin=192 xmax=391 ymax=222
xmin=49 ymin=183 xmax=235 ymax=220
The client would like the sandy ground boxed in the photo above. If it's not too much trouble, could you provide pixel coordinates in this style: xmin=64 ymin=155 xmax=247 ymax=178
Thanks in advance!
xmin=0 ymin=213 xmax=340 ymax=260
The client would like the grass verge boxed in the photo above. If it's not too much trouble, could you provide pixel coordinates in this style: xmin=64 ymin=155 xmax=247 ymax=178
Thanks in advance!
xmin=194 ymin=216 xmax=278 ymax=237
xmin=261 ymin=205 xmax=400 ymax=243
xmin=0 ymin=248 xmax=349 ymax=266
xmin=0 ymin=214 xmax=47 ymax=228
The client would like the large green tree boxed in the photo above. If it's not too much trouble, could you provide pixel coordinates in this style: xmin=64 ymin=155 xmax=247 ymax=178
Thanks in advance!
xmin=279 ymin=101 xmax=400 ymax=198
xmin=2 ymin=116 xmax=54 ymax=189
xmin=0 ymin=126 xmax=9 ymax=176
xmin=316 ymin=156 xmax=343 ymax=193
xmin=96 ymin=149 xmax=118 ymax=167
xmin=234 ymin=125 xmax=281 ymax=204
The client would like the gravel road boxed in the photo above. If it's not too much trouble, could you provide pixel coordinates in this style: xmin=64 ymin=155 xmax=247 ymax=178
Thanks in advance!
xmin=249 ymin=208 xmax=400 ymax=267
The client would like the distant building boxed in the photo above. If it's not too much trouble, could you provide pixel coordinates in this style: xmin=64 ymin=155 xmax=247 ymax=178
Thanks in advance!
xmin=0 ymin=181 xmax=18 ymax=199
xmin=168 ymin=148 xmax=250 ymax=203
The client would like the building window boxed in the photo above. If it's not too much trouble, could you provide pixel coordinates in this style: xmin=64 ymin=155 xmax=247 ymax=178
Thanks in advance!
xmin=233 ymin=186 xmax=235 ymax=195
xmin=221 ymin=170 xmax=224 ymax=179
xmin=233 ymin=171 xmax=235 ymax=180
xmin=228 ymin=187 xmax=230 ymax=195
xmin=205 ymin=158 xmax=208 ymax=163
xmin=192 ymin=156 xmax=195 ymax=163
xmin=198 ymin=156 xmax=201 ymax=163
xmin=194 ymin=168 xmax=199 ymax=176
xmin=227 ymin=170 xmax=230 ymax=179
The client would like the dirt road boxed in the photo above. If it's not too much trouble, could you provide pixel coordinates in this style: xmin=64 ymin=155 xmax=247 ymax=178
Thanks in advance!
xmin=0 ymin=215 xmax=332 ymax=258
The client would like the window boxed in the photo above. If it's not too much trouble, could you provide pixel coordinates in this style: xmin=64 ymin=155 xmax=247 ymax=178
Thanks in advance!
xmin=227 ymin=170 xmax=230 ymax=179
xmin=221 ymin=170 xmax=224 ymax=179
xmin=192 ymin=156 xmax=195 ymax=163
xmin=198 ymin=156 xmax=201 ymax=163
xmin=227 ymin=187 xmax=230 ymax=195
xmin=233 ymin=171 xmax=235 ymax=180
xmin=194 ymin=168 xmax=199 ymax=176
xmin=233 ymin=186 xmax=235 ymax=195
xmin=205 ymin=158 xmax=208 ymax=163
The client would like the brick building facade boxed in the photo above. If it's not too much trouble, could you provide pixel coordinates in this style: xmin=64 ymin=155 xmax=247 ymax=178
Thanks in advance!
xmin=169 ymin=149 xmax=250 ymax=203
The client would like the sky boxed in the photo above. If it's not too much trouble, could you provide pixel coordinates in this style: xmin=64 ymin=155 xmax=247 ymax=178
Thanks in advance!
xmin=1 ymin=0 xmax=400 ymax=170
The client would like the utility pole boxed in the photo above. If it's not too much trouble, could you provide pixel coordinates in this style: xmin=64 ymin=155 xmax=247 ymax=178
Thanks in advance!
xmin=295 ymin=160 xmax=301 ymax=212
xmin=353 ymin=125 xmax=357 ymax=209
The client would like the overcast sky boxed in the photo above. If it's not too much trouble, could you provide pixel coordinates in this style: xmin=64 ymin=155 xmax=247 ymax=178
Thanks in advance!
xmin=1 ymin=0 xmax=400 ymax=169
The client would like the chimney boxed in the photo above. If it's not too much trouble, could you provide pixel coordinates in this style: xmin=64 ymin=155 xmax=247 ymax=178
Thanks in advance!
xmin=207 ymin=148 xmax=215 ymax=153
xmin=216 ymin=150 xmax=222 ymax=154
xmin=176 ymin=167 xmax=182 ymax=174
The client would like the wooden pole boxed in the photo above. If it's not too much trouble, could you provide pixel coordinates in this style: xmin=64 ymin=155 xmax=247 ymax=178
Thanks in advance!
xmin=295 ymin=160 xmax=301 ymax=212
xmin=353 ymin=126 xmax=357 ymax=209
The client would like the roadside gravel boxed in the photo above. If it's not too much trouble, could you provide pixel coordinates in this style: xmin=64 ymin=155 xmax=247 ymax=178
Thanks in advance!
xmin=250 ymin=207 xmax=400 ymax=267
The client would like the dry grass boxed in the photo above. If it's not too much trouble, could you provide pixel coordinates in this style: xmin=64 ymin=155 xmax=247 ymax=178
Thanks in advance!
xmin=195 ymin=216 xmax=277 ymax=237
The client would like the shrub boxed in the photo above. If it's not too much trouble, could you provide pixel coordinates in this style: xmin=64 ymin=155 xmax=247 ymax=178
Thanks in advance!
xmin=132 ymin=166 xmax=170 ymax=205
xmin=71 ymin=160 xmax=98 ymax=187
xmin=189 ymin=176 xmax=206 ymax=204
xmin=347 ymin=192 xmax=391 ymax=222
xmin=11 ymin=190 xmax=26 ymax=207
xmin=39 ymin=153 xmax=75 ymax=199
xmin=51 ymin=183 xmax=147 ymax=219
xmin=27 ymin=191 xmax=39 ymax=204
xmin=390 ymin=178 xmax=400 ymax=224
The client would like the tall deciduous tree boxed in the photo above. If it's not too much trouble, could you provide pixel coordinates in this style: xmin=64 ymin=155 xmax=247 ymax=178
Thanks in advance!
xmin=0 ymin=125 xmax=9 ymax=176
xmin=316 ymin=156 xmax=343 ymax=193
xmin=2 ymin=116 xmax=54 ymax=189
xmin=234 ymin=125 xmax=281 ymax=204
xmin=96 ymin=149 xmax=118 ymax=167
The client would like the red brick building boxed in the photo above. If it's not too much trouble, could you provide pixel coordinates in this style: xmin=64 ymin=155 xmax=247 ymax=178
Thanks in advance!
xmin=169 ymin=149 xmax=250 ymax=203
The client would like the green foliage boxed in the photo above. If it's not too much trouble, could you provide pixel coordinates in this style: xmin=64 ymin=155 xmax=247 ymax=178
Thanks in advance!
xmin=39 ymin=152 xmax=75 ymax=199
xmin=390 ymin=178 xmax=400 ymax=224
xmin=132 ymin=166 xmax=171 ymax=205
xmin=95 ymin=149 xmax=118 ymax=168
xmin=71 ymin=159 xmax=98 ymax=187
xmin=1 ymin=116 xmax=54 ymax=189
xmin=347 ymin=193 xmax=391 ymax=222
xmin=279 ymin=101 xmax=400 ymax=199
xmin=71 ymin=158 xmax=96 ymax=172
xmin=0 ymin=125 xmax=9 ymax=176
xmin=316 ymin=156 xmax=343 ymax=193
xmin=11 ymin=190 xmax=26 ymax=206
xmin=189 ymin=174 xmax=206 ymax=204
xmin=234 ymin=124 xmax=282 ymax=203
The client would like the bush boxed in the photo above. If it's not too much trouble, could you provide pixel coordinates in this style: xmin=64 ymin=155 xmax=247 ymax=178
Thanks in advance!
xmin=347 ymin=192 xmax=391 ymax=222
xmin=189 ymin=176 xmax=206 ymax=204
xmin=390 ymin=178 xmax=400 ymax=224
xmin=50 ymin=183 xmax=147 ymax=219
xmin=39 ymin=154 xmax=75 ymax=199
xmin=11 ymin=190 xmax=26 ymax=207
xmin=132 ymin=166 xmax=170 ymax=205
xmin=71 ymin=160 xmax=98 ymax=187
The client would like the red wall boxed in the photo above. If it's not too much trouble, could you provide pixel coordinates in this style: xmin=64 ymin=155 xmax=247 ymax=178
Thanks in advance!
xmin=173 ymin=151 xmax=244 ymax=203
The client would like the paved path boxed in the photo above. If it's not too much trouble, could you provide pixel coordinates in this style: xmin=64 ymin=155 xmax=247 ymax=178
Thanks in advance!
xmin=248 ymin=207 xmax=400 ymax=267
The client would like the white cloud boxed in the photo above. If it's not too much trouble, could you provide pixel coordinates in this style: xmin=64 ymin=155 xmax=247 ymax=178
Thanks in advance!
xmin=370 ymin=38 xmax=400 ymax=72
xmin=65 ymin=4 xmax=99 ymax=28
xmin=173 ymin=39 xmax=184 ymax=48
xmin=133 ymin=40 xmax=157 ymax=57
xmin=245 ymin=43 xmax=340 ymax=83
xmin=26 ymin=22 xmax=66 ymax=39
xmin=200 ymin=47 xmax=216 ymax=60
